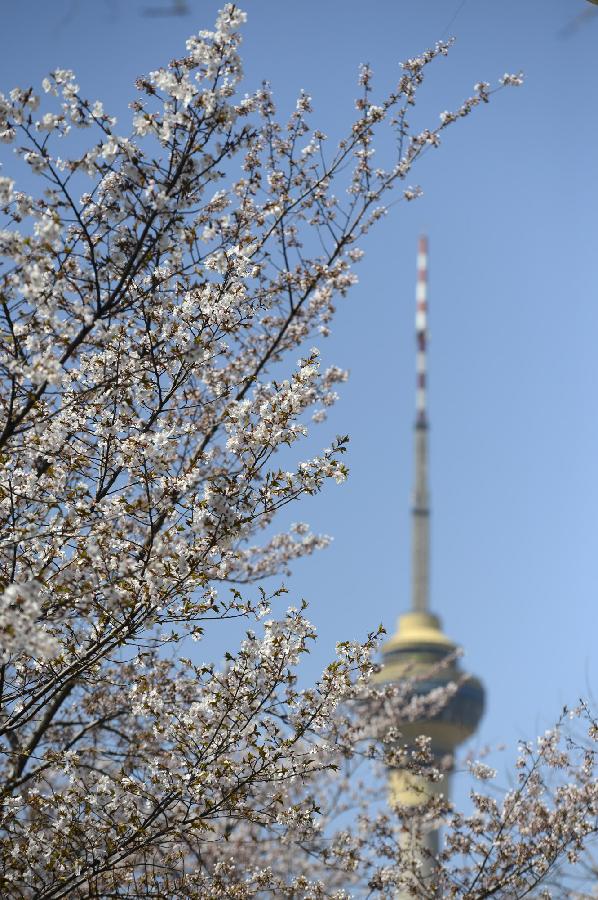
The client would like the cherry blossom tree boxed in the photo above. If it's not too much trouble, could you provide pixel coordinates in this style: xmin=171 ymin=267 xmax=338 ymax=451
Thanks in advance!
xmin=1 ymin=4 xmax=595 ymax=897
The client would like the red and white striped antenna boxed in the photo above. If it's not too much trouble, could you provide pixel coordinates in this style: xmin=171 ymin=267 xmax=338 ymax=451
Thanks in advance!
xmin=412 ymin=234 xmax=430 ymax=613
xmin=415 ymin=234 xmax=429 ymax=428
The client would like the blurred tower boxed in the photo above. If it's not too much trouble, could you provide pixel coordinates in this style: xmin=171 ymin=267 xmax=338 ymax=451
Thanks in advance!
xmin=378 ymin=236 xmax=485 ymax=890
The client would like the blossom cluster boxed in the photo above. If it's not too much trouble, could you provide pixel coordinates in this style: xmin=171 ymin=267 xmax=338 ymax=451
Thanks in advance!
xmin=0 ymin=581 xmax=58 ymax=664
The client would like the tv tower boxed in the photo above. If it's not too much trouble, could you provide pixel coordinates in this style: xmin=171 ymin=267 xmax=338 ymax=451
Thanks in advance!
xmin=378 ymin=236 xmax=485 ymax=891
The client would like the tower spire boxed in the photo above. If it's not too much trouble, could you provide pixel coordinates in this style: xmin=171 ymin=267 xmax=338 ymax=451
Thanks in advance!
xmin=415 ymin=234 xmax=429 ymax=429
xmin=412 ymin=235 xmax=430 ymax=614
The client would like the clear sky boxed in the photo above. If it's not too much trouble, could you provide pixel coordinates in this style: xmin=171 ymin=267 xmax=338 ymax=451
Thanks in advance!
xmin=2 ymin=0 xmax=597 ymax=805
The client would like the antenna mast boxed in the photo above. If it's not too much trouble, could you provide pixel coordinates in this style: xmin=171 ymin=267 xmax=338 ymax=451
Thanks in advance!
xmin=412 ymin=235 xmax=430 ymax=613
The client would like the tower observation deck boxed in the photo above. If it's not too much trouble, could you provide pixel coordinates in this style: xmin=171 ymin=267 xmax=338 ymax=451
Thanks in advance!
xmin=377 ymin=236 xmax=485 ymax=892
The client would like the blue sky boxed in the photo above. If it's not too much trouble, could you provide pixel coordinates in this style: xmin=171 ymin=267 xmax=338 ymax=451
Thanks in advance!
xmin=2 ymin=0 xmax=597 ymax=805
